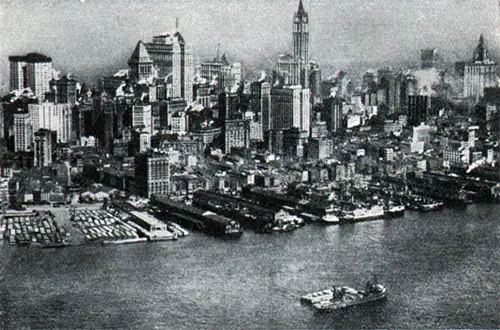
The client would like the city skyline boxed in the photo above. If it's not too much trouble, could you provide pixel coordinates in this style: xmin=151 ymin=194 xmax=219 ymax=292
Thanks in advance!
xmin=1 ymin=0 xmax=499 ymax=92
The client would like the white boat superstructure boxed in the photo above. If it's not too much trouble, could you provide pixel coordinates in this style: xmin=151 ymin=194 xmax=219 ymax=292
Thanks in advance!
xmin=343 ymin=204 xmax=385 ymax=222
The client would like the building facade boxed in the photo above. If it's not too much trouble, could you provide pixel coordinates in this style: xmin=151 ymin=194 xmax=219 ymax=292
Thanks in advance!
xmin=224 ymin=119 xmax=250 ymax=154
xmin=34 ymin=129 xmax=55 ymax=167
xmin=14 ymin=113 xmax=32 ymax=152
xmin=28 ymin=102 xmax=72 ymax=143
xmin=128 ymin=32 xmax=193 ymax=102
xmin=271 ymin=85 xmax=310 ymax=135
xmin=135 ymin=152 xmax=171 ymax=198
xmin=464 ymin=35 xmax=497 ymax=102
xmin=132 ymin=104 xmax=152 ymax=135
xmin=9 ymin=53 xmax=53 ymax=100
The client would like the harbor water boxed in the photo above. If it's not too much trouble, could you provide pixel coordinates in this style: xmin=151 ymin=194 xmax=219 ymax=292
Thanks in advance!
xmin=0 ymin=204 xmax=499 ymax=329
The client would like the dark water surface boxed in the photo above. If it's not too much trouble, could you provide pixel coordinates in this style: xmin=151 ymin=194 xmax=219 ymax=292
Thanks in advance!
xmin=1 ymin=204 xmax=499 ymax=329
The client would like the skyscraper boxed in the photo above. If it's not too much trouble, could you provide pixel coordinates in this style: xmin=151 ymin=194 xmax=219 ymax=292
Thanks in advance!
xmin=28 ymin=102 xmax=72 ymax=143
xmin=49 ymin=75 xmax=78 ymax=104
xmin=271 ymin=85 xmax=310 ymax=135
xmin=129 ymin=32 xmax=194 ymax=102
xmin=464 ymin=35 xmax=497 ymax=102
xmin=198 ymin=54 xmax=242 ymax=94
xmin=276 ymin=0 xmax=310 ymax=89
xmin=132 ymin=105 xmax=152 ymax=135
xmin=14 ymin=113 xmax=32 ymax=152
xmin=293 ymin=0 xmax=309 ymax=88
xmin=250 ymin=81 xmax=271 ymax=133
xmin=408 ymin=95 xmax=430 ymax=127
xmin=9 ymin=53 xmax=53 ymax=100
xmin=135 ymin=152 xmax=171 ymax=198
xmin=34 ymin=129 xmax=55 ymax=168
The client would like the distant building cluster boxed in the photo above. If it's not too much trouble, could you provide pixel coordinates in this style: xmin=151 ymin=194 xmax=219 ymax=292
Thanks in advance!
xmin=0 ymin=1 xmax=499 ymax=208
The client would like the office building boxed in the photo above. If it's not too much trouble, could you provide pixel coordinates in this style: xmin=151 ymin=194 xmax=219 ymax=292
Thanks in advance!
xmin=48 ymin=75 xmax=78 ymax=104
xmin=132 ymin=104 xmax=152 ymax=135
xmin=198 ymin=54 xmax=242 ymax=94
xmin=128 ymin=32 xmax=193 ymax=102
xmin=421 ymin=48 xmax=439 ymax=69
xmin=14 ymin=113 xmax=32 ymax=152
xmin=276 ymin=0 xmax=310 ymax=88
xmin=293 ymin=0 xmax=309 ymax=88
xmin=464 ymin=35 xmax=497 ymax=102
xmin=408 ymin=95 xmax=430 ymax=127
xmin=224 ymin=119 xmax=250 ymax=154
xmin=9 ymin=53 xmax=53 ymax=100
xmin=34 ymin=129 xmax=55 ymax=167
xmin=135 ymin=152 xmax=171 ymax=198
xmin=219 ymin=92 xmax=241 ymax=120
xmin=28 ymin=102 xmax=72 ymax=143
xmin=271 ymin=85 xmax=310 ymax=135
xmin=309 ymin=63 xmax=322 ymax=104
xmin=250 ymin=81 xmax=271 ymax=133
xmin=323 ymin=96 xmax=343 ymax=134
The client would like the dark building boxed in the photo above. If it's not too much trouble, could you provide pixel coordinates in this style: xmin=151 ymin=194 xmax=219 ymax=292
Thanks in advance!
xmin=267 ymin=130 xmax=284 ymax=154
xmin=408 ymin=95 xmax=430 ymax=127
xmin=309 ymin=63 xmax=322 ymax=104
xmin=323 ymin=96 xmax=344 ymax=134
xmin=159 ymin=99 xmax=187 ymax=129
xmin=0 ymin=103 xmax=4 ymax=140
xmin=283 ymin=127 xmax=307 ymax=157
xmin=250 ymin=81 xmax=271 ymax=133
xmin=218 ymin=92 xmax=241 ymax=121
xmin=33 ymin=129 xmax=56 ymax=168
xmin=48 ymin=75 xmax=78 ymax=104
xmin=421 ymin=48 xmax=439 ymax=69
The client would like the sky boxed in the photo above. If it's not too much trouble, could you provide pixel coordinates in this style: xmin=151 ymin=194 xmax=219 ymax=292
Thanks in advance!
xmin=0 ymin=0 xmax=499 ymax=93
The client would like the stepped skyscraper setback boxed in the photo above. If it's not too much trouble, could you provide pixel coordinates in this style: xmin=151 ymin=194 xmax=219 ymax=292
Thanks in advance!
xmin=128 ymin=31 xmax=193 ymax=102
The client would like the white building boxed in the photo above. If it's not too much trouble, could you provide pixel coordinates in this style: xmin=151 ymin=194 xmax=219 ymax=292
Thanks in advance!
xmin=14 ymin=113 xmax=32 ymax=152
xmin=170 ymin=111 xmax=187 ymax=136
xmin=132 ymin=105 xmax=152 ymax=135
xmin=28 ymin=102 xmax=72 ymax=143
xmin=9 ymin=53 xmax=53 ymax=101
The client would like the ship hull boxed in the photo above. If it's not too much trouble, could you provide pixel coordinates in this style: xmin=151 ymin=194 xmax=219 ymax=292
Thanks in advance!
xmin=313 ymin=290 xmax=387 ymax=311
xmin=343 ymin=213 xmax=385 ymax=223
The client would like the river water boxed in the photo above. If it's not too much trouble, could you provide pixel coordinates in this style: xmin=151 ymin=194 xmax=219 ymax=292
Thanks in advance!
xmin=0 ymin=204 xmax=499 ymax=329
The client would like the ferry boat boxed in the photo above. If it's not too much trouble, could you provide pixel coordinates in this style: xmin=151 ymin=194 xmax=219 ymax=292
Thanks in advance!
xmin=311 ymin=281 xmax=387 ymax=311
xmin=342 ymin=204 xmax=385 ymax=222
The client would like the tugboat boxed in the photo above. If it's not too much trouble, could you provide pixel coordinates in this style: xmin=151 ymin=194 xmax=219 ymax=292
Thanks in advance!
xmin=308 ymin=279 xmax=387 ymax=311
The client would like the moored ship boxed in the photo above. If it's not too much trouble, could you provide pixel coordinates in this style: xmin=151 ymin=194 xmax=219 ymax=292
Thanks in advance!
xmin=342 ymin=204 xmax=385 ymax=222
xmin=320 ymin=207 xmax=341 ymax=224
xmin=417 ymin=201 xmax=444 ymax=212
xmin=384 ymin=204 xmax=405 ymax=218
xmin=311 ymin=281 xmax=387 ymax=311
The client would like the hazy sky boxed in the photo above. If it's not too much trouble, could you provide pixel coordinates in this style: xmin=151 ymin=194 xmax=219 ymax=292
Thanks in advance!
xmin=1 ymin=0 xmax=499 ymax=93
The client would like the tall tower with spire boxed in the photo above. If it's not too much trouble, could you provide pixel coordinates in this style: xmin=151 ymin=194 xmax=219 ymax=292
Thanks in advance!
xmin=293 ymin=0 xmax=309 ymax=88
xmin=464 ymin=34 xmax=496 ymax=102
